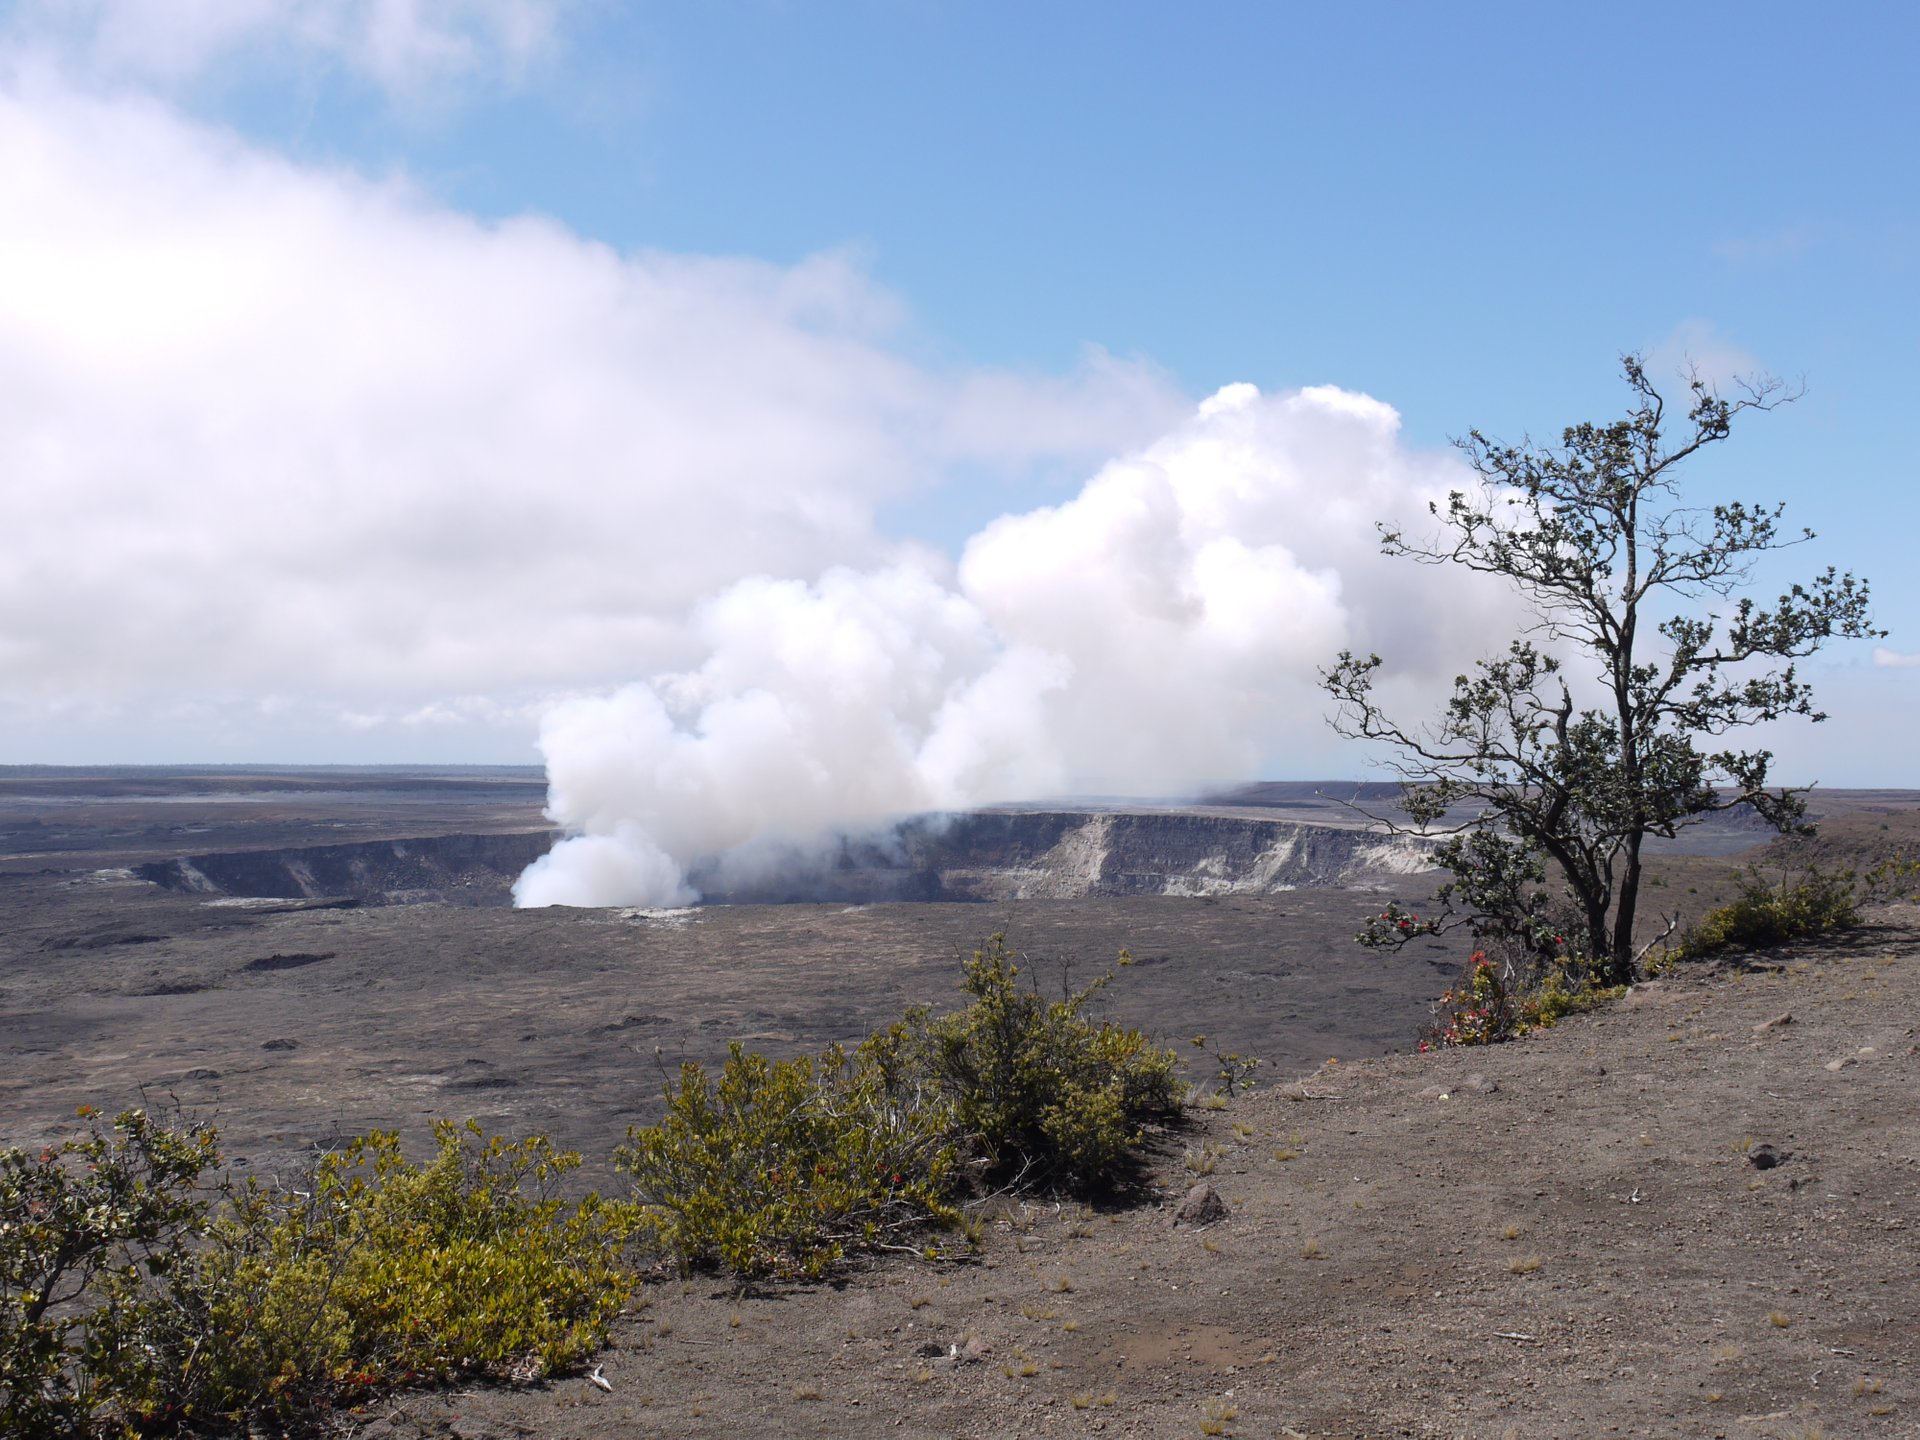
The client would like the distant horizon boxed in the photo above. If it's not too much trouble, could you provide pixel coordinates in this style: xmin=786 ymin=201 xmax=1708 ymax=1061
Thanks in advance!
xmin=3 ymin=763 xmax=1912 ymax=800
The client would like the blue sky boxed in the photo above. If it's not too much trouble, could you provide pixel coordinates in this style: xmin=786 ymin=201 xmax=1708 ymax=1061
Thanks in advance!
xmin=241 ymin=5 xmax=1916 ymax=436
xmin=1 ymin=1 xmax=1914 ymax=786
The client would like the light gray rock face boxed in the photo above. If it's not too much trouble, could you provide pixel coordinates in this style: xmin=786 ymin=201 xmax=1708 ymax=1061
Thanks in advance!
xmin=135 ymin=809 xmax=1434 ymax=908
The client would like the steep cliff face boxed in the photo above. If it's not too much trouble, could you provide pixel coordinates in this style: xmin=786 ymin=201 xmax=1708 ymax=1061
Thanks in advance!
xmin=693 ymin=810 xmax=1433 ymax=904
xmin=134 ymin=831 xmax=555 ymax=907
xmin=135 ymin=811 xmax=1434 ymax=907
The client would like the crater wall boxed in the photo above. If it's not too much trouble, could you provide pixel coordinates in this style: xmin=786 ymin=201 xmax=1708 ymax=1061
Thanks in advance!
xmin=135 ymin=811 xmax=1432 ymax=907
xmin=134 ymin=831 xmax=555 ymax=907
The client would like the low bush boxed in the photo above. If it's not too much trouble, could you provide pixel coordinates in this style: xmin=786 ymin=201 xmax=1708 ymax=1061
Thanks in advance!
xmin=1671 ymin=865 xmax=1860 ymax=960
xmin=0 ymin=1112 xmax=636 ymax=1437
xmin=889 ymin=935 xmax=1183 ymax=1191
xmin=1519 ymin=970 xmax=1625 ymax=1029
xmin=0 ymin=1106 xmax=215 ymax=1437
xmin=6 ymin=937 xmax=1183 ymax=1424
xmin=619 ymin=934 xmax=1182 ymax=1276
xmin=187 ymin=1122 xmax=637 ymax=1421
xmin=1422 ymin=951 xmax=1518 ymax=1047
xmin=1421 ymin=950 xmax=1625 ymax=1049
xmin=615 ymin=1041 xmax=962 ymax=1279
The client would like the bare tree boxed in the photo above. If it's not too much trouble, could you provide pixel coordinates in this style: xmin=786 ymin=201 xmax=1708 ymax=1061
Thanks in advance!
xmin=1323 ymin=356 xmax=1882 ymax=986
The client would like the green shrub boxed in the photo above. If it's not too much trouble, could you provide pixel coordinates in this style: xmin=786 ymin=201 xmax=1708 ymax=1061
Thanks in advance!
xmin=1672 ymin=865 xmax=1860 ymax=960
xmin=1421 ymin=950 xmax=1625 ymax=1049
xmin=892 ymin=935 xmax=1182 ymax=1191
xmin=617 ymin=935 xmax=1182 ymax=1277
xmin=0 ymin=1106 xmax=216 ymax=1438
xmin=0 ymin=1113 xmax=636 ymax=1437
xmin=1421 ymin=950 xmax=1518 ymax=1048
xmin=188 ymin=1121 xmax=637 ymax=1421
xmin=1520 ymin=971 xmax=1625 ymax=1028
xmin=615 ymin=1041 xmax=962 ymax=1279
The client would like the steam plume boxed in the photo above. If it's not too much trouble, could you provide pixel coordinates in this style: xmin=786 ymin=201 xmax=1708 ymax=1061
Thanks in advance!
xmin=513 ymin=381 xmax=1514 ymax=907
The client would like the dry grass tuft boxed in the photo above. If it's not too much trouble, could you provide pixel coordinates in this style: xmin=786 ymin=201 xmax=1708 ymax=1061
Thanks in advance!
xmin=1199 ymin=1395 xmax=1239 ymax=1435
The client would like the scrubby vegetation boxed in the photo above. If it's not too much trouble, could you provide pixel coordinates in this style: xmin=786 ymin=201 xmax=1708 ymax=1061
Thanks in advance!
xmin=1421 ymin=850 xmax=1918 ymax=1048
xmin=2 ymin=936 xmax=1181 ymax=1431
xmin=1 ymin=1106 xmax=216 ymax=1437
xmin=616 ymin=1040 xmax=964 ymax=1279
xmin=618 ymin=934 xmax=1181 ymax=1277
xmin=2 ymin=1111 xmax=635 ymax=1437
xmin=1420 ymin=949 xmax=1625 ymax=1049
xmin=193 ymin=1123 xmax=636 ymax=1409
xmin=881 ymin=935 xmax=1182 ymax=1192
xmin=1671 ymin=864 xmax=1862 ymax=960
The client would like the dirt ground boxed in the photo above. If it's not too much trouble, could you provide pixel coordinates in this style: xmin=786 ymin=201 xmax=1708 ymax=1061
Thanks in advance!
xmin=361 ymin=911 xmax=1920 ymax=1440
xmin=0 ymin=877 xmax=1493 ymax=1190
xmin=5 ymin=773 xmax=1918 ymax=1437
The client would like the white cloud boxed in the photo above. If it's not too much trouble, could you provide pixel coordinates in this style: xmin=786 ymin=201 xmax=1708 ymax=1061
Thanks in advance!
xmin=1873 ymin=646 xmax=1920 ymax=669
xmin=0 ymin=78 xmax=1187 ymax=758
xmin=3 ymin=0 xmax=566 ymax=99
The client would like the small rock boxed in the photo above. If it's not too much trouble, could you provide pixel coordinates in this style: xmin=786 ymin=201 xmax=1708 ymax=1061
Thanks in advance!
xmin=181 ymin=1068 xmax=221 ymax=1081
xmin=1170 ymin=1181 xmax=1230 ymax=1229
xmin=1461 ymin=1073 xmax=1499 ymax=1094
xmin=260 ymin=1037 xmax=299 ymax=1051
xmin=961 ymin=1333 xmax=994 ymax=1363
xmin=1753 ymin=1012 xmax=1793 ymax=1035
xmin=1416 ymin=1084 xmax=1447 ymax=1100
xmin=1825 ymin=1056 xmax=1854 ymax=1072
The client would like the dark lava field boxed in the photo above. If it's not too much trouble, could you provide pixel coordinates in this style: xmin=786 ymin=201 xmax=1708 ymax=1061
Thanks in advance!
xmin=3 ymin=767 xmax=1905 ymax=1187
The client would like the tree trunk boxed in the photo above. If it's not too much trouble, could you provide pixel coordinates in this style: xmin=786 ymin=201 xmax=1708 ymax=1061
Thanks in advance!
xmin=1609 ymin=831 xmax=1644 ymax=985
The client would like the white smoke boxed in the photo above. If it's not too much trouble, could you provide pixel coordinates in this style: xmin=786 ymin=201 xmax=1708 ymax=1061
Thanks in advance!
xmin=514 ymin=381 xmax=1518 ymax=907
